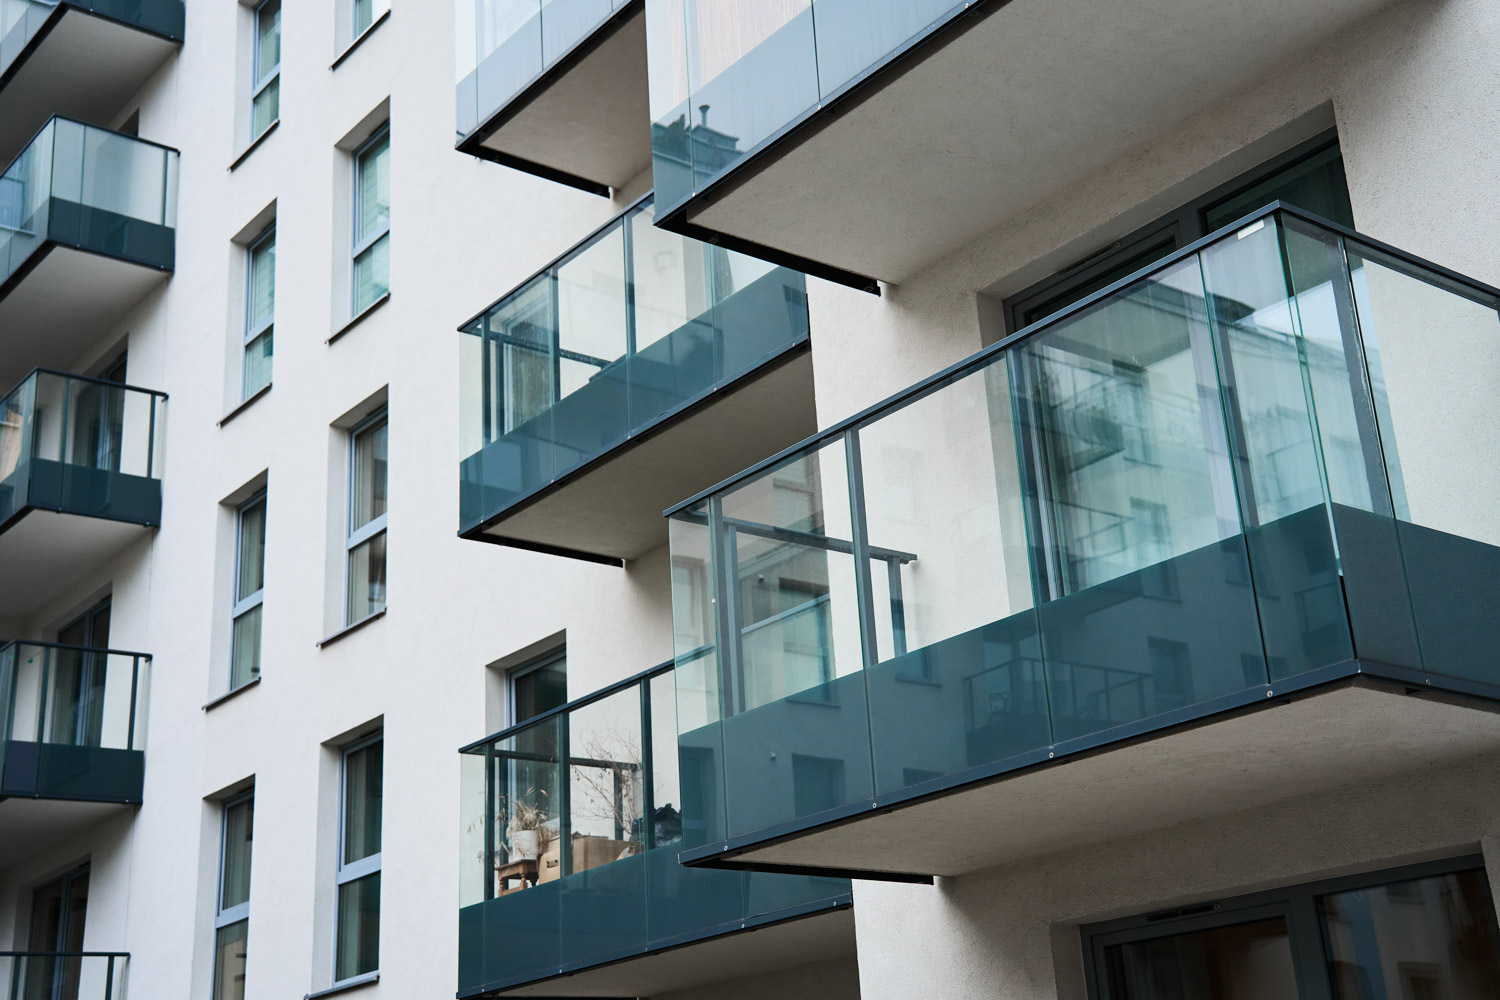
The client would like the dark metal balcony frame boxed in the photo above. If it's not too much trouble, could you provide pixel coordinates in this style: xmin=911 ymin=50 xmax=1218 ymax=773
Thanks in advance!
xmin=0 ymin=365 xmax=168 ymax=535
xmin=650 ymin=0 xmax=1016 ymax=295
xmin=455 ymin=0 xmax=644 ymax=197
xmin=0 ymin=951 xmax=130 ymax=1000
xmin=0 ymin=115 xmax=180 ymax=304
xmin=0 ymin=0 xmax=185 ymax=92
xmin=662 ymin=201 xmax=1500 ymax=880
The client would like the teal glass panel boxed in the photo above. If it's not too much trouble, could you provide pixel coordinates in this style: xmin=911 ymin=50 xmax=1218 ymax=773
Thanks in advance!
xmin=0 ymin=0 xmax=184 ymax=86
xmin=0 ymin=643 xmax=149 ymax=756
xmin=809 ymin=0 xmax=960 ymax=95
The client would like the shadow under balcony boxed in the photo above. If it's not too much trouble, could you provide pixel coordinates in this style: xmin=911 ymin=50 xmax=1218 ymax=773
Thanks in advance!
xmin=664 ymin=204 xmax=1500 ymax=881
xmin=0 ymin=118 xmax=179 ymax=390
xmin=0 ymin=0 xmax=183 ymax=163
xmin=648 ymin=0 xmax=1393 ymax=291
xmin=458 ymin=193 xmax=813 ymax=564
xmin=0 ymin=642 xmax=150 ymax=866
xmin=0 ymin=370 xmax=166 ymax=620
xmin=457 ymin=662 xmax=853 ymax=999
xmin=457 ymin=0 xmax=647 ymax=195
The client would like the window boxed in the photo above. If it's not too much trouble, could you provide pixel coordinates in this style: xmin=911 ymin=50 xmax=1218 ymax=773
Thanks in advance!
xmin=214 ymin=792 xmax=254 ymax=1000
xmin=353 ymin=0 xmax=375 ymax=37
xmin=351 ymin=127 xmax=390 ymax=314
xmin=335 ymin=734 xmax=382 ymax=983
xmin=231 ymin=492 xmax=267 ymax=689
xmin=346 ymin=410 xmax=387 ymax=624
xmin=243 ymin=226 xmax=275 ymax=398
xmin=508 ymin=650 xmax=567 ymax=725
xmin=251 ymin=0 xmax=281 ymax=141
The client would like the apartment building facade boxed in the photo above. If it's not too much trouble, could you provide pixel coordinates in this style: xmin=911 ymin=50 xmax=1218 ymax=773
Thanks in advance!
xmin=1 ymin=0 xmax=1499 ymax=998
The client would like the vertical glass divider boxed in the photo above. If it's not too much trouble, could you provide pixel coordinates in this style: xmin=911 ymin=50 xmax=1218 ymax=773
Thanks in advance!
xmin=1323 ymin=234 xmax=1395 ymax=517
xmin=622 ymin=211 xmax=638 ymax=357
xmin=57 ymin=375 xmax=71 ymax=466
xmin=844 ymin=429 xmax=879 ymax=670
xmin=483 ymin=743 xmax=495 ymax=901
xmin=127 ymin=655 xmax=139 ymax=750
xmin=708 ymin=496 xmax=743 ymax=718
xmin=639 ymin=676 xmax=655 ymax=851
xmin=558 ymin=715 xmax=573 ymax=876
xmin=35 ymin=647 xmax=53 ymax=742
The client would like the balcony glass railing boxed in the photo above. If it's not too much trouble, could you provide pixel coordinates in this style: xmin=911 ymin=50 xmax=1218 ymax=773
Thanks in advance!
xmin=0 ymin=953 xmax=128 ymax=1000
xmin=647 ymin=0 xmax=964 ymax=213
xmin=458 ymin=194 xmax=808 ymax=533
xmin=0 ymin=117 xmax=179 ymax=290
xmin=457 ymin=662 xmax=849 ymax=996
xmin=0 ymin=0 xmax=184 ymax=83
xmin=0 ymin=370 xmax=166 ymax=529
xmin=667 ymin=204 xmax=1500 ymax=853
xmin=0 ymin=641 xmax=150 ymax=799
xmin=456 ymin=0 xmax=635 ymax=139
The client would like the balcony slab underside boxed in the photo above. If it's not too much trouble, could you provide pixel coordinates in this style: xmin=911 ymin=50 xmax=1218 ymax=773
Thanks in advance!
xmin=470 ymin=348 xmax=814 ymax=562
xmin=468 ymin=6 xmax=649 ymax=192
xmin=703 ymin=681 xmax=1500 ymax=880
xmin=0 ymin=247 xmax=169 ymax=388
xmin=0 ymin=10 xmax=177 ymax=163
xmin=679 ymin=0 xmax=1389 ymax=285
xmin=482 ymin=905 xmax=853 ymax=999
xmin=0 ymin=509 xmax=151 ymax=619
xmin=0 ymin=795 xmax=132 ymax=867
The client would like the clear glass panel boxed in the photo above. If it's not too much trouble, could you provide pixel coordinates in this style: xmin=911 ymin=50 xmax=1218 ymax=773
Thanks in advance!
xmin=346 ymin=531 xmax=388 ymax=623
xmin=1104 ymin=918 xmax=1296 ymax=998
xmin=631 ymin=200 xmax=710 ymax=352
xmin=230 ymin=606 xmax=262 ymax=689
xmin=555 ymin=224 xmax=627 ymax=402
xmin=248 ymin=231 xmax=275 ymax=333
xmin=243 ymin=329 xmax=273 ymax=398
xmin=5 ymin=644 xmax=145 ymax=751
xmin=212 ymin=919 xmax=249 ymax=1000
xmin=251 ymin=75 xmax=280 ymax=139
xmin=255 ymin=0 xmax=281 ymax=78
xmin=1319 ymin=869 xmax=1500 ymax=1000
xmin=350 ymin=417 xmax=389 ymax=531
xmin=493 ymin=715 xmax=562 ymax=886
xmin=355 ymin=132 xmax=391 ymax=245
xmin=512 ymin=655 xmax=567 ymax=723
xmin=354 ymin=0 xmax=374 ymax=35
xmin=541 ymin=0 xmax=610 ymax=64
xmin=810 ymin=0 xmax=958 ymax=96
xmin=335 ymin=872 xmax=381 ymax=981
xmin=565 ymin=686 xmax=645 ymax=875
xmin=458 ymin=749 xmax=488 ymax=908
xmin=343 ymin=738 xmax=383 ymax=864
xmin=221 ymin=797 xmax=254 ymax=910
xmin=236 ymin=498 xmax=266 ymax=601
xmin=648 ymin=670 xmax=681 ymax=847
xmin=353 ymin=232 xmax=390 ymax=313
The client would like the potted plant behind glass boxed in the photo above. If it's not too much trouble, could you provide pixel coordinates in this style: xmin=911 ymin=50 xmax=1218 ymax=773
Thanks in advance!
xmin=503 ymin=788 xmax=550 ymax=861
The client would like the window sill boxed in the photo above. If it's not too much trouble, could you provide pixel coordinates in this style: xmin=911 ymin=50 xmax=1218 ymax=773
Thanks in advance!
xmin=317 ymin=608 xmax=386 ymax=648
xmin=306 ymin=972 xmax=379 ymax=1000
xmin=229 ymin=120 xmax=280 ymax=172
xmin=328 ymin=292 xmax=390 ymax=345
xmin=203 ymin=676 xmax=261 ymax=711
xmin=218 ymin=383 xmax=272 ymax=427
xmin=331 ymin=10 xmax=390 ymax=70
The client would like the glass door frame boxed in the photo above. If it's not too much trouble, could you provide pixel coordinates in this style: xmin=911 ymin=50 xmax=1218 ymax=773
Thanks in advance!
xmin=1081 ymin=854 xmax=1492 ymax=1000
xmin=49 ymin=598 xmax=111 ymax=747
xmin=23 ymin=862 xmax=91 ymax=1000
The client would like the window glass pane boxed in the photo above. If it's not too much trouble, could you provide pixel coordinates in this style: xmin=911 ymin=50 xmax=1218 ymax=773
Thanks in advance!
xmin=350 ymin=418 xmax=388 ymax=531
xmin=343 ymin=739 xmax=383 ymax=863
xmin=221 ymin=797 xmax=254 ymax=910
xmin=236 ymin=499 xmax=266 ymax=601
xmin=565 ymin=686 xmax=645 ymax=875
xmin=335 ymin=872 xmax=380 ymax=981
xmin=244 ymin=330 xmax=273 ymax=398
xmin=255 ymin=0 xmax=281 ymax=78
xmin=1104 ymin=918 xmax=1295 ymax=999
xmin=251 ymin=76 xmax=280 ymax=138
xmin=230 ymin=606 xmax=262 ymax=688
xmin=346 ymin=531 xmax=387 ymax=623
xmin=355 ymin=133 xmax=391 ymax=245
xmin=1319 ymin=869 xmax=1500 ymax=1000
xmin=354 ymin=0 xmax=374 ymax=35
xmin=213 ymin=919 xmax=249 ymax=1000
xmin=352 ymin=232 xmax=390 ymax=313
xmin=512 ymin=655 xmax=566 ymax=723
xmin=248 ymin=232 xmax=275 ymax=332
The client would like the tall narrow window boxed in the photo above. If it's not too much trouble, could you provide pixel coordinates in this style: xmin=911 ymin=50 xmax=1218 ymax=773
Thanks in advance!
xmin=351 ymin=127 xmax=390 ymax=314
xmin=231 ymin=492 xmax=267 ymax=690
xmin=352 ymin=0 xmax=374 ymax=37
xmin=214 ymin=792 xmax=254 ymax=1000
xmin=244 ymin=226 xmax=275 ymax=398
xmin=251 ymin=0 xmax=281 ymax=141
xmin=346 ymin=411 xmax=387 ymax=624
xmin=335 ymin=733 xmax=382 ymax=983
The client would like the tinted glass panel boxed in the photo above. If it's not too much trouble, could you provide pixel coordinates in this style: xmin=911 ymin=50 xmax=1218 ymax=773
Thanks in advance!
xmin=1104 ymin=918 xmax=1296 ymax=999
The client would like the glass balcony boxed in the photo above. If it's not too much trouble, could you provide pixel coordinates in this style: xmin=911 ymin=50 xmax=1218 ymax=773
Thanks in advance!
xmin=667 ymin=204 xmax=1500 ymax=876
xmin=457 ymin=662 xmax=851 ymax=997
xmin=0 ymin=1 xmax=183 ymax=161
xmin=0 ymin=953 xmax=128 ymax=1000
xmin=459 ymin=194 xmax=812 ymax=562
xmin=455 ymin=0 xmax=648 ymax=192
xmin=0 ymin=641 xmax=150 ymax=803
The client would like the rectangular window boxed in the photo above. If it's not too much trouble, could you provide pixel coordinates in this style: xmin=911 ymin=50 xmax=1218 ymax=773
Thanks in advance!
xmin=346 ymin=410 xmax=388 ymax=624
xmin=231 ymin=492 xmax=267 ymax=690
xmin=351 ymin=127 xmax=390 ymax=314
xmin=335 ymin=734 xmax=382 ymax=983
xmin=244 ymin=226 xmax=275 ymax=398
xmin=353 ymin=0 xmax=374 ymax=37
xmin=214 ymin=792 xmax=254 ymax=1000
xmin=251 ymin=0 xmax=281 ymax=141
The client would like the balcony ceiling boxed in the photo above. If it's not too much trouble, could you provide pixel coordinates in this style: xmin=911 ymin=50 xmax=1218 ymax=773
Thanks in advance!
xmin=0 ymin=797 xmax=133 ymax=867
xmin=685 ymin=0 xmax=1393 ymax=285
xmin=492 ymin=906 xmax=854 ymax=998
xmin=0 ymin=510 xmax=151 ymax=620
xmin=712 ymin=681 xmax=1500 ymax=879
xmin=0 ymin=247 xmax=169 ymax=389
xmin=474 ymin=7 xmax=651 ymax=192
xmin=0 ymin=10 xmax=178 ymax=163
